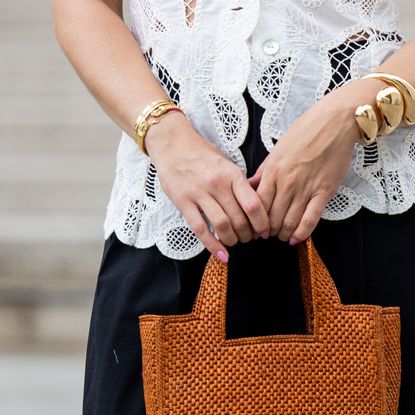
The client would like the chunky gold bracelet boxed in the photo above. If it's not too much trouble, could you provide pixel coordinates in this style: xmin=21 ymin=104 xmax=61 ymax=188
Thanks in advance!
xmin=362 ymin=72 xmax=415 ymax=126
xmin=132 ymin=99 xmax=183 ymax=156
xmin=354 ymin=72 xmax=415 ymax=146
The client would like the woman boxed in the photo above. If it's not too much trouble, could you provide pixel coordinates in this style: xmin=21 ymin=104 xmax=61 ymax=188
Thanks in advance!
xmin=50 ymin=0 xmax=415 ymax=414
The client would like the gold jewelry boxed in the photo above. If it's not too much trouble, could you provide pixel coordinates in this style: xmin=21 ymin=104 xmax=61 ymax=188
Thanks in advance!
xmin=354 ymin=72 xmax=414 ymax=146
xmin=361 ymin=72 xmax=415 ymax=125
xmin=355 ymin=104 xmax=379 ymax=146
xmin=132 ymin=99 xmax=183 ymax=156
xmin=375 ymin=86 xmax=404 ymax=136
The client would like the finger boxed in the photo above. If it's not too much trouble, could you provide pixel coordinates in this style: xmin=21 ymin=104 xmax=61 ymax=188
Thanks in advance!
xmin=214 ymin=192 xmax=253 ymax=243
xmin=288 ymin=194 xmax=329 ymax=245
xmin=197 ymin=196 xmax=239 ymax=247
xmin=277 ymin=196 xmax=308 ymax=242
xmin=231 ymin=176 xmax=270 ymax=237
xmin=256 ymin=173 xmax=276 ymax=214
xmin=267 ymin=187 xmax=294 ymax=237
xmin=181 ymin=202 xmax=230 ymax=262
xmin=247 ymin=159 xmax=267 ymax=190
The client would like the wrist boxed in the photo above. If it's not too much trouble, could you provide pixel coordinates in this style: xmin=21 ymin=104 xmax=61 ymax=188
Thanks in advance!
xmin=145 ymin=110 xmax=198 ymax=158
xmin=326 ymin=77 xmax=389 ymax=144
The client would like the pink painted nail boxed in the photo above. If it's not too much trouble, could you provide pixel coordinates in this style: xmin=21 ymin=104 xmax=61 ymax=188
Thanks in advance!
xmin=217 ymin=250 xmax=229 ymax=263
xmin=248 ymin=177 xmax=255 ymax=184
xmin=289 ymin=237 xmax=299 ymax=246
xmin=261 ymin=231 xmax=269 ymax=239
xmin=253 ymin=233 xmax=259 ymax=240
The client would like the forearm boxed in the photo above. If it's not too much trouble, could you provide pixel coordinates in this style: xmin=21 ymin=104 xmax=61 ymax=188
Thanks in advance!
xmin=50 ymin=0 xmax=188 ymax=137
xmin=375 ymin=38 xmax=415 ymax=85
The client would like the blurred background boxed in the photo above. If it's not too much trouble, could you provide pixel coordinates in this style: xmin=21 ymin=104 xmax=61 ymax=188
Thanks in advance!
xmin=0 ymin=1 xmax=414 ymax=414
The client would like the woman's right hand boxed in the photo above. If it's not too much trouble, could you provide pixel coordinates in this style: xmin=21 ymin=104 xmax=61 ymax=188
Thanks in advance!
xmin=145 ymin=111 xmax=270 ymax=262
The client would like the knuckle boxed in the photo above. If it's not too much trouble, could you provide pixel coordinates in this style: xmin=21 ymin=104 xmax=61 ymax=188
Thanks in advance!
xmin=233 ymin=217 xmax=249 ymax=233
xmin=283 ymin=173 xmax=299 ymax=191
xmin=244 ymin=198 xmax=261 ymax=214
xmin=239 ymin=232 xmax=252 ymax=243
xmin=302 ymin=215 xmax=318 ymax=229
xmin=270 ymin=225 xmax=280 ymax=236
xmin=281 ymin=220 xmax=297 ymax=233
xmin=213 ymin=216 xmax=230 ymax=232
xmin=206 ymin=173 xmax=222 ymax=188
xmin=319 ymin=182 xmax=334 ymax=195
xmin=223 ymin=235 xmax=238 ymax=247
xmin=269 ymin=219 xmax=282 ymax=236
xmin=189 ymin=220 xmax=206 ymax=236
xmin=176 ymin=188 xmax=191 ymax=202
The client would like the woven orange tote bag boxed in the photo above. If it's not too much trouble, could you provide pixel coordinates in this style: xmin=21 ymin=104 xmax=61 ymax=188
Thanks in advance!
xmin=138 ymin=237 xmax=401 ymax=414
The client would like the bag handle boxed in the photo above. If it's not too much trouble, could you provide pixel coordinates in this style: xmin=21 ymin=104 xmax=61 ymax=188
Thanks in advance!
xmin=191 ymin=237 xmax=341 ymax=341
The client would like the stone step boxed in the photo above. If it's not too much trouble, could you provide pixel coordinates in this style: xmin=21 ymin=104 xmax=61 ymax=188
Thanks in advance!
xmin=0 ymin=213 xmax=107 ymax=242
xmin=0 ymin=90 xmax=112 ymax=125
xmin=0 ymin=304 xmax=92 ymax=354
xmin=0 ymin=17 xmax=54 ymax=41
xmin=0 ymin=153 xmax=116 ymax=183
xmin=0 ymin=240 xmax=105 ymax=281
xmin=0 ymin=68 xmax=88 ymax=94
xmin=0 ymin=354 xmax=84 ymax=415
xmin=0 ymin=1 xmax=51 ymax=19
xmin=0 ymin=38 xmax=69 ymax=71
xmin=0 ymin=182 xmax=111 ymax=214
xmin=0 ymin=281 xmax=94 ymax=308
xmin=0 ymin=124 xmax=120 ymax=154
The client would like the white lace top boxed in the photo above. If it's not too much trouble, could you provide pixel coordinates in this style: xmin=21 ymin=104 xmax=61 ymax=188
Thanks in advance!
xmin=103 ymin=0 xmax=415 ymax=259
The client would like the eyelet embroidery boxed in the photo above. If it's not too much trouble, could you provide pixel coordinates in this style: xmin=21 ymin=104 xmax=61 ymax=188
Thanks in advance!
xmin=103 ymin=0 xmax=414 ymax=259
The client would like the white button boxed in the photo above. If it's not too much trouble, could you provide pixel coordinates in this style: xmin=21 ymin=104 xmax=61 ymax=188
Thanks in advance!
xmin=262 ymin=39 xmax=280 ymax=55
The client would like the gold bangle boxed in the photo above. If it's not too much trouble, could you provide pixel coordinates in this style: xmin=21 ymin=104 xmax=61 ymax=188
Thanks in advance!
xmin=132 ymin=99 xmax=183 ymax=156
xmin=354 ymin=73 xmax=411 ymax=146
xmin=355 ymin=104 xmax=379 ymax=146
xmin=375 ymin=86 xmax=404 ymax=136
xmin=361 ymin=72 xmax=415 ymax=125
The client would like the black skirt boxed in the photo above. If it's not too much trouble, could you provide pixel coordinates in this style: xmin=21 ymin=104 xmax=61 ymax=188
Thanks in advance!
xmin=83 ymin=90 xmax=415 ymax=415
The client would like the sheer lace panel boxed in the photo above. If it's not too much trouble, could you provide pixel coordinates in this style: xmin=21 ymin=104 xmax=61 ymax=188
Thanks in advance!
xmin=334 ymin=0 xmax=382 ymax=19
xmin=386 ymin=170 xmax=405 ymax=204
xmin=124 ymin=199 xmax=141 ymax=237
xmin=210 ymin=94 xmax=243 ymax=144
xmin=363 ymin=142 xmax=379 ymax=167
xmin=325 ymin=34 xmax=369 ymax=94
xmin=184 ymin=0 xmax=197 ymax=27
xmin=166 ymin=226 xmax=200 ymax=252
xmin=325 ymin=29 xmax=403 ymax=95
xmin=136 ymin=0 xmax=167 ymax=33
xmin=409 ymin=142 xmax=415 ymax=163
xmin=144 ymin=50 xmax=181 ymax=105
xmin=145 ymin=163 xmax=158 ymax=202
xmin=256 ymin=57 xmax=292 ymax=103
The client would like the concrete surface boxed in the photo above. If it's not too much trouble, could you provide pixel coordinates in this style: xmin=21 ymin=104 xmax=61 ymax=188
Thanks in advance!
xmin=0 ymin=355 xmax=84 ymax=415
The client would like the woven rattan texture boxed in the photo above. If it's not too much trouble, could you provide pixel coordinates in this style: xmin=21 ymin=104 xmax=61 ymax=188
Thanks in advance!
xmin=139 ymin=238 xmax=401 ymax=414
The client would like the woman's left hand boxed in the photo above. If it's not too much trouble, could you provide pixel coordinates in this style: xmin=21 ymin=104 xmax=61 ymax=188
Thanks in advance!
xmin=248 ymin=78 xmax=384 ymax=245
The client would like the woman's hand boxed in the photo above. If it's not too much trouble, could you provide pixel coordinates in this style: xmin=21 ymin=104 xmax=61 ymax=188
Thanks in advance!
xmin=248 ymin=78 xmax=386 ymax=245
xmin=146 ymin=112 xmax=271 ymax=262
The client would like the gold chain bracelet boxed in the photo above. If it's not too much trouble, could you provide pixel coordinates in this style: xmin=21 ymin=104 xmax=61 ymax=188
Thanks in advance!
xmin=132 ymin=99 xmax=184 ymax=156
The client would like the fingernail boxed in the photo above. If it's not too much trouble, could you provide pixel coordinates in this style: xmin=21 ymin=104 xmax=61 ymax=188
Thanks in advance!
xmin=260 ymin=231 xmax=269 ymax=239
xmin=217 ymin=250 xmax=229 ymax=263
xmin=289 ymin=237 xmax=299 ymax=246
xmin=248 ymin=177 xmax=255 ymax=183
xmin=253 ymin=233 xmax=259 ymax=240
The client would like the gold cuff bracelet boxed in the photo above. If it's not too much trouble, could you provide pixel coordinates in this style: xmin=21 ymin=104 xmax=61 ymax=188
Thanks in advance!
xmin=132 ymin=99 xmax=183 ymax=156
xmin=355 ymin=72 xmax=415 ymax=146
